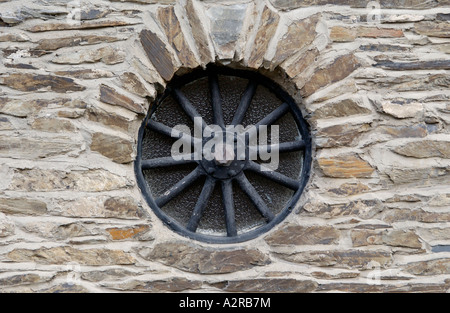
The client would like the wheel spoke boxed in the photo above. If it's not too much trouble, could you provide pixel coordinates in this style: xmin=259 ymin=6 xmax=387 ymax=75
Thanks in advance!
xmin=171 ymin=87 xmax=205 ymax=130
xmin=187 ymin=177 xmax=216 ymax=232
xmin=209 ymin=73 xmax=225 ymax=128
xmin=147 ymin=120 xmax=201 ymax=147
xmin=221 ymin=180 xmax=237 ymax=237
xmin=236 ymin=173 xmax=275 ymax=222
xmin=249 ymin=140 xmax=305 ymax=155
xmin=246 ymin=161 xmax=300 ymax=191
xmin=255 ymin=102 xmax=290 ymax=128
xmin=155 ymin=166 xmax=204 ymax=208
xmin=232 ymin=80 xmax=258 ymax=126
xmin=142 ymin=155 xmax=196 ymax=170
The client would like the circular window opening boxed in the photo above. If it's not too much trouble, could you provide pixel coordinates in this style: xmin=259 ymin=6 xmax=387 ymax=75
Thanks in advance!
xmin=135 ymin=65 xmax=312 ymax=244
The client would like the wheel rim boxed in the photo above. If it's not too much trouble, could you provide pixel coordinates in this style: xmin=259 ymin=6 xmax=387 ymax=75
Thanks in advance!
xmin=135 ymin=65 xmax=312 ymax=244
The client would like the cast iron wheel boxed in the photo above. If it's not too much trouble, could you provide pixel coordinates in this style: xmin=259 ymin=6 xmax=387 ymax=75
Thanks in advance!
xmin=135 ymin=65 xmax=312 ymax=244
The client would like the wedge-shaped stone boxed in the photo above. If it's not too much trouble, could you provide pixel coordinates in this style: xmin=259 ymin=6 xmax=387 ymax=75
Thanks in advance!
xmin=91 ymin=132 xmax=134 ymax=164
xmin=140 ymin=29 xmax=176 ymax=81
xmin=158 ymin=6 xmax=199 ymax=69
xmin=100 ymin=84 xmax=145 ymax=114
xmin=247 ymin=6 xmax=280 ymax=69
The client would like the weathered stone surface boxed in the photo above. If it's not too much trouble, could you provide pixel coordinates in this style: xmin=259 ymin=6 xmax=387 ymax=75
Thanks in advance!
xmin=143 ymin=242 xmax=270 ymax=274
xmin=10 ymin=169 xmax=129 ymax=192
xmin=380 ymin=99 xmax=424 ymax=119
xmin=21 ymin=221 xmax=91 ymax=240
xmin=318 ymin=281 xmax=450 ymax=293
xmin=415 ymin=21 xmax=450 ymax=38
xmin=7 ymin=246 xmax=135 ymax=265
xmin=38 ymin=283 xmax=90 ymax=294
xmin=0 ymin=212 xmax=15 ymax=237
xmin=283 ymin=48 xmax=319 ymax=79
xmin=58 ymin=196 xmax=140 ymax=219
xmin=0 ymin=116 xmax=14 ymax=130
xmin=0 ymin=97 xmax=86 ymax=118
xmin=158 ymin=6 xmax=199 ymax=69
xmin=374 ymin=74 xmax=450 ymax=92
xmin=316 ymin=123 xmax=371 ymax=148
xmin=86 ymin=107 xmax=132 ymax=132
xmin=393 ymin=140 xmax=450 ymax=159
xmin=0 ymin=134 xmax=83 ymax=159
xmin=119 ymin=72 xmax=153 ymax=98
xmin=28 ymin=20 xmax=137 ymax=32
xmin=272 ymin=14 xmax=320 ymax=67
xmin=330 ymin=26 xmax=404 ymax=42
xmin=31 ymin=117 xmax=77 ymax=133
xmin=380 ymin=124 xmax=428 ymax=139
xmin=386 ymin=166 xmax=449 ymax=184
xmin=35 ymin=35 xmax=122 ymax=51
xmin=311 ymin=271 xmax=360 ymax=280
xmin=0 ymin=273 xmax=53 ymax=287
xmin=269 ymin=0 xmax=448 ymax=10
xmin=303 ymin=200 xmax=383 ymax=219
xmin=428 ymin=194 xmax=450 ymax=207
xmin=383 ymin=208 xmax=450 ymax=223
xmin=265 ymin=225 xmax=340 ymax=246
xmin=0 ymin=74 xmax=85 ymax=93
xmin=100 ymin=84 xmax=145 ymax=114
xmin=52 ymin=46 xmax=125 ymax=65
xmin=140 ymin=29 xmax=176 ymax=81
xmin=81 ymin=268 xmax=139 ymax=282
xmin=107 ymin=225 xmax=150 ymax=240
xmin=274 ymin=249 xmax=392 ymax=269
xmin=405 ymin=258 xmax=450 ymax=276
xmin=328 ymin=182 xmax=370 ymax=196
xmin=318 ymin=155 xmax=375 ymax=178
xmin=247 ymin=6 xmax=280 ymax=69
xmin=0 ymin=198 xmax=47 ymax=216
xmin=54 ymin=69 xmax=114 ymax=80
xmin=105 ymin=278 xmax=202 ymax=292
xmin=301 ymin=54 xmax=361 ymax=97
xmin=351 ymin=229 xmax=422 ymax=249
xmin=212 ymin=279 xmax=318 ymax=293
xmin=207 ymin=3 xmax=249 ymax=59
xmin=375 ymin=60 xmax=450 ymax=71
xmin=90 ymin=132 xmax=134 ymax=164
xmin=185 ymin=0 xmax=213 ymax=65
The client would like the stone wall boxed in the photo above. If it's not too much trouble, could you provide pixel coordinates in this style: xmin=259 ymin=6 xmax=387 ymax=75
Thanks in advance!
xmin=0 ymin=0 xmax=449 ymax=293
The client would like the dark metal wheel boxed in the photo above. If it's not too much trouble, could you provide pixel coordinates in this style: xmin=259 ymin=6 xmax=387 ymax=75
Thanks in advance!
xmin=135 ymin=65 xmax=312 ymax=244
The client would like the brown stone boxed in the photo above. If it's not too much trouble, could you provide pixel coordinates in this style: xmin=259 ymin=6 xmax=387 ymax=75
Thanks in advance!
xmin=303 ymin=200 xmax=383 ymax=220
xmin=35 ymin=35 xmax=123 ymax=51
xmin=272 ymin=14 xmax=320 ymax=67
xmin=274 ymin=249 xmax=392 ymax=269
xmin=405 ymin=258 xmax=450 ymax=276
xmin=0 ymin=74 xmax=85 ymax=93
xmin=27 ymin=20 xmax=138 ymax=32
xmin=52 ymin=46 xmax=125 ymax=65
xmin=330 ymin=26 xmax=404 ymax=42
xmin=283 ymin=48 xmax=319 ymax=79
xmin=0 ymin=198 xmax=47 ymax=216
xmin=31 ymin=117 xmax=77 ymax=133
xmin=351 ymin=229 xmax=422 ymax=249
xmin=106 ymin=278 xmax=202 ymax=292
xmin=393 ymin=140 xmax=450 ymax=159
xmin=316 ymin=123 xmax=371 ymax=148
xmin=158 ymin=6 xmax=199 ymax=69
xmin=269 ymin=0 xmax=447 ymax=10
xmin=143 ymin=242 xmax=270 ymax=274
xmin=86 ymin=107 xmax=131 ymax=132
xmin=415 ymin=21 xmax=450 ymax=38
xmin=185 ymin=0 xmax=214 ymax=65
xmin=212 ymin=279 xmax=318 ymax=293
xmin=91 ymin=132 xmax=134 ymax=164
xmin=0 ymin=273 xmax=53 ymax=287
xmin=386 ymin=167 xmax=449 ymax=184
xmin=100 ymin=84 xmax=145 ymax=114
xmin=7 ymin=246 xmax=135 ymax=266
xmin=247 ymin=6 xmax=280 ymax=69
xmin=380 ymin=99 xmax=423 ymax=119
xmin=54 ymin=69 xmax=114 ymax=80
xmin=383 ymin=208 xmax=450 ymax=224
xmin=318 ymin=155 xmax=374 ymax=178
xmin=119 ymin=72 xmax=152 ymax=98
xmin=107 ymin=225 xmax=150 ymax=240
xmin=381 ymin=124 xmax=427 ymax=139
xmin=301 ymin=54 xmax=361 ymax=97
xmin=311 ymin=271 xmax=360 ymax=280
xmin=265 ymin=225 xmax=340 ymax=246
xmin=140 ymin=29 xmax=176 ymax=81
xmin=0 ymin=134 xmax=83 ymax=159
xmin=81 ymin=268 xmax=138 ymax=283
xmin=10 ymin=169 xmax=128 ymax=192
xmin=103 ymin=197 xmax=140 ymax=219
xmin=328 ymin=182 xmax=370 ymax=196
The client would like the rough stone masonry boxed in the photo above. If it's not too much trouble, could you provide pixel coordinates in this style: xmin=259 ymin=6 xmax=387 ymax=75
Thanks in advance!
xmin=0 ymin=0 xmax=449 ymax=293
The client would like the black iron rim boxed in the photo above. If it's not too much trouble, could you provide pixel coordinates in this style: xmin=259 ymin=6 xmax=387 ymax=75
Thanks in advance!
xmin=135 ymin=65 xmax=312 ymax=244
